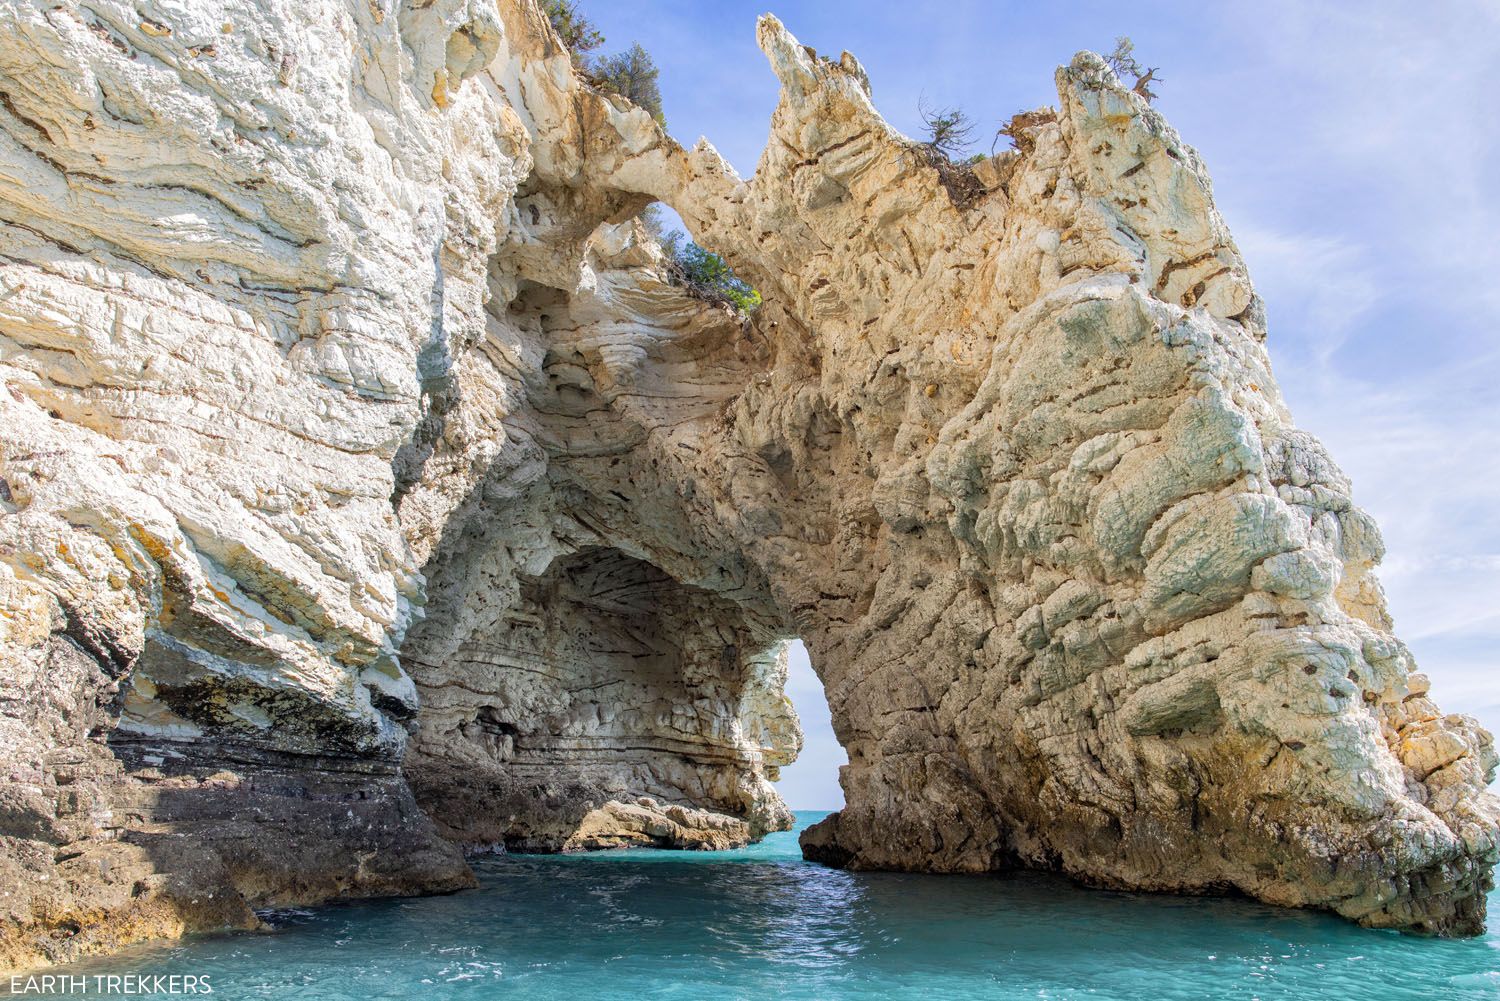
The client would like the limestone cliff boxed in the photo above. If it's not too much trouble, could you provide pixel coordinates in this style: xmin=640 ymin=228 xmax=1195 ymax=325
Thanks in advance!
xmin=0 ymin=0 xmax=1495 ymax=971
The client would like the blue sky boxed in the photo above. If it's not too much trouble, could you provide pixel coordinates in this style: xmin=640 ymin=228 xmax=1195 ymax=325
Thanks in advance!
xmin=585 ymin=2 xmax=1500 ymax=810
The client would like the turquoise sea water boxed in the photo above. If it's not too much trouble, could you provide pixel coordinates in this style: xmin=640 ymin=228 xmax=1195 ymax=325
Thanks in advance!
xmin=56 ymin=812 xmax=1500 ymax=1000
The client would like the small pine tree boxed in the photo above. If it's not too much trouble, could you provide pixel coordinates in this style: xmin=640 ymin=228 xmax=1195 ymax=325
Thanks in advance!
xmin=543 ymin=1 xmax=604 ymax=66
xmin=917 ymin=98 xmax=976 ymax=161
xmin=590 ymin=43 xmax=665 ymax=126
xmin=1105 ymin=36 xmax=1142 ymax=79
xmin=657 ymin=226 xmax=683 ymax=262
xmin=1104 ymin=36 xmax=1161 ymax=102
xmin=638 ymin=203 xmax=667 ymax=241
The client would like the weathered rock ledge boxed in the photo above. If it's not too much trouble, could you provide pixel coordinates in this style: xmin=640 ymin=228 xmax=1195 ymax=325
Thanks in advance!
xmin=1 ymin=0 xmax=1496 ymax=971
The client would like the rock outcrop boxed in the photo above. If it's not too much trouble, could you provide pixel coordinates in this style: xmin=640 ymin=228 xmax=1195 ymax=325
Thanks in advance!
xmin=564 ymin=798 xmax=752 ymax=852
xmin=1 ymin=0 xmax=1495 ymax=971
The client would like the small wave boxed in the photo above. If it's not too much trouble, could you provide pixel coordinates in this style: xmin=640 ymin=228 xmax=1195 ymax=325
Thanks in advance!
xmin=1449 ymin=971 xmax=1500 ymax=988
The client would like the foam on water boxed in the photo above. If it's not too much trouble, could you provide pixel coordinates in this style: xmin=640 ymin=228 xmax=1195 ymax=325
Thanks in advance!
xmin=60 ymin=813 xmax=1500 ymax=1000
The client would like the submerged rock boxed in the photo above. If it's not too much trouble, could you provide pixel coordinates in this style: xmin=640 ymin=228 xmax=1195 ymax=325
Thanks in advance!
xmin=0 ymin=0 xmax=1494 ymax=971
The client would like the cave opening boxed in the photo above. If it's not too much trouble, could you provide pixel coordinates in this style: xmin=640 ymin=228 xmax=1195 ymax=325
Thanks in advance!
xmin=775 ymin=639 xmax=847 ymax=817
xmin=405 ymin=544 xmax=835 ymax=853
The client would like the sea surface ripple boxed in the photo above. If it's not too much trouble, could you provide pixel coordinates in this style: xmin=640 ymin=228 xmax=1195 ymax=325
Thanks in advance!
xmin=58 ymin=812 xmax=1500 ymax=1000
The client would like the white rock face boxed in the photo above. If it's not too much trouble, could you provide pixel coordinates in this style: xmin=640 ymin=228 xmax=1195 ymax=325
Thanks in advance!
xmin=0 ymin=0 xmax=1495 ymax=971
xmin=624 ymin=21 xmax=1500 ymax=936
xmin=0 ymin=0 xmax=798 ymax=969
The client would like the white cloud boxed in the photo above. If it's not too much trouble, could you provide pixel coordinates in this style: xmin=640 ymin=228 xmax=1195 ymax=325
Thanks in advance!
xmin=1276 ymin=355 xmax=1500 ymax=736
xmin=1200 ymin=0 xmax=1500 ymax=739
xmin=1233 ymin=224 xmax=1382 ymax=362
xmin=1212 ymin=0 xmax=1500 ymax=314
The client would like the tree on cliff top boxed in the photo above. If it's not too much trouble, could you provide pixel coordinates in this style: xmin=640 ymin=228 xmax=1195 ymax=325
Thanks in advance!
xmin=542 ymin=3 xmax=666 ymax=127
xmin=917 ymin=98 xmax=976 ymax=161
xmin=543 ymin=0 xmax=604 ymax=66
xmin=908 ymin=99 xmax=986 ymax=209
xmin=1105 ymin=36 xmax=1161 ymax=102
xmin=591 ymin=43 xmax=666 ymax=127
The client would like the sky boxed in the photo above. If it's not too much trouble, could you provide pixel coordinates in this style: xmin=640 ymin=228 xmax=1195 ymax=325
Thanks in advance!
xmin=585 ymin=1 xmax=1500 ymax=810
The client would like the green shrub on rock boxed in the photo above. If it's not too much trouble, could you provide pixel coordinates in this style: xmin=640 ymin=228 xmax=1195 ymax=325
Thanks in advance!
xmin=590 ymin=43 xmax=665 ymax=127
xmin=659 ymin=230 xmax=761 ymax=316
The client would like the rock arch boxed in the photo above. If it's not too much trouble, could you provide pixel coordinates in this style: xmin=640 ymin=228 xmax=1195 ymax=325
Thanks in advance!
xmin=514 ymin=15 xmax=1500 ymax=933
xmin=1 ymin=1 xmax=1496 ymax=972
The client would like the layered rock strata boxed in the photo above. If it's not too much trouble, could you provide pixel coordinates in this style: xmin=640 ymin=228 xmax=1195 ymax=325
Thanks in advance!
xmin=0 ymin=0 xmax=1495 ymax=970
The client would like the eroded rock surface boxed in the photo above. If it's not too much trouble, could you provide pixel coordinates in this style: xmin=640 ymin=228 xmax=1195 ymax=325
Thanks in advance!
xmin=565 ymin=798 xmax=752 ymax=852
xmin=625 ymin=23 xmax=1500 ymax=935
xmin=0 ymin=0 xmax=1495 ymax=970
